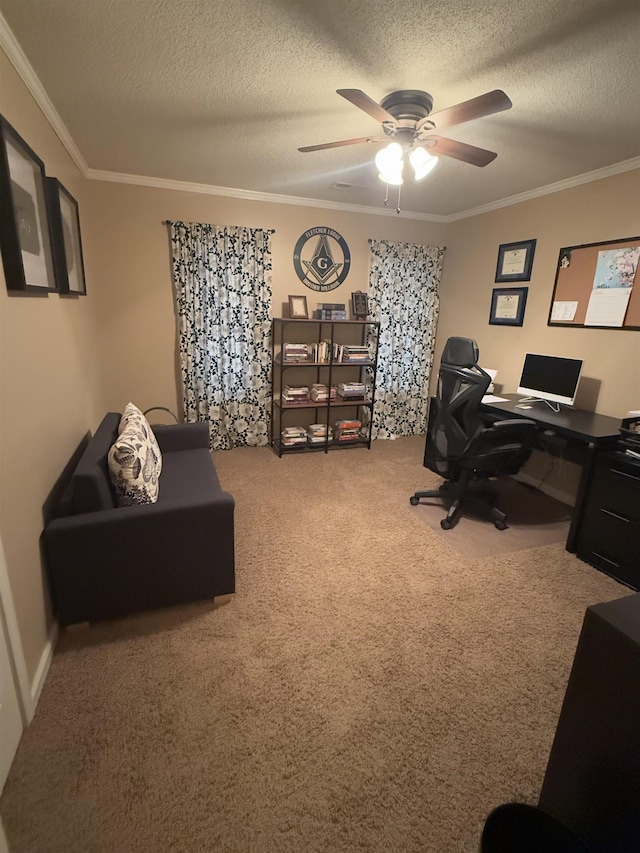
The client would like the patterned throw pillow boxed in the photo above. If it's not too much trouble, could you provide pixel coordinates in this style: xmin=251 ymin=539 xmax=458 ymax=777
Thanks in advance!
xmin=108 ymin=420 xmax=161 ymax=506
xmin=118 ymin=402 xmax=162 ymax=476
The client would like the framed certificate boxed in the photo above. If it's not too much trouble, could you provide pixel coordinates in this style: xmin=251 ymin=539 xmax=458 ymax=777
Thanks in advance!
xmin=288 ymin=294 xmax=308 ymax=319
xmin=495 ymin=238 xmax=536 ymax=282
xmin=489 ymin=286 xmax=528 ymax=326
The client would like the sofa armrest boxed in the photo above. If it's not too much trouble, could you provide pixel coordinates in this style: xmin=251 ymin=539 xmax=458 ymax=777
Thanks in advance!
xmin=153 ymin=422 xmax=210 ymax=452
xmin=44 ymin=492 xmax=234 ymax=624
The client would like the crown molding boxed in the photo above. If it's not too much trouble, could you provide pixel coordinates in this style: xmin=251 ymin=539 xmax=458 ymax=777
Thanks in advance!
xmin=0 ymin=11 xmax=89 ymax=175
xmin=2 ymin=11 xmax=638 ymax=223
xmin=84 ymin=167 xmax=447 ymax=222
xmin=447 ymin=156 xmax=640 ymax=222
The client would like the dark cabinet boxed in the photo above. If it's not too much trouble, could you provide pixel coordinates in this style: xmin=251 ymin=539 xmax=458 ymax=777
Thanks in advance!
xmin=576 ymin=451 xmax=640 ymax=589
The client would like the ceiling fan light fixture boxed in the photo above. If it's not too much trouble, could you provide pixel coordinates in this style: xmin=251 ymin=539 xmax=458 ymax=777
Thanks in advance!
xmin=410 ymin=147 xmax=438 ymax=180
xmin=375 ymin=142 xmax=404 ymax=185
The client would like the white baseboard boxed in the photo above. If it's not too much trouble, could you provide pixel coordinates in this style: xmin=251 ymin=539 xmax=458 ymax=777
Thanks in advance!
xmin=515 ymin=472 xmax=575 ymax=508
xmin=30 ymin=621 xmax=59 ymax=709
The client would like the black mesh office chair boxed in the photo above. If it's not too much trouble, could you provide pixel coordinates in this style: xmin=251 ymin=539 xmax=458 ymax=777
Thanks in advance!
xmin=410 ymin=336 xmax=537 ymax=530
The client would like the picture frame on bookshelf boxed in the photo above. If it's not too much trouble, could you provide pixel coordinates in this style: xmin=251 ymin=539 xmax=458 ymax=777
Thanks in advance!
xmin=351 ymin=291 xmax=369 ymax=319
xmin=0 ymin=115 xmax=56 ymax=294
xmin=288 ymin=294 xmax=308 ymax=319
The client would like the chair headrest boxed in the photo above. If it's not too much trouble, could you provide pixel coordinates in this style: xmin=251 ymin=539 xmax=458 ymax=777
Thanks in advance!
xmin=441 ymin=337 xmax=479 ymax=368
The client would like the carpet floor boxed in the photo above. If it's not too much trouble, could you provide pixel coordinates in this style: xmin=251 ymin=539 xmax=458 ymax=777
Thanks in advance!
xmin=0 ymin=436 xmax=629 ymax=852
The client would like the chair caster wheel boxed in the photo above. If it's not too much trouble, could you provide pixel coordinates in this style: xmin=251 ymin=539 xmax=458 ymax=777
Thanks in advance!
xmin=409 ymin=496 xmax=419 ymax=506
xmin=494 ymin=520 xmax=508 ymax=530
xmin=440 ymin=519 xmax=453 ymax=530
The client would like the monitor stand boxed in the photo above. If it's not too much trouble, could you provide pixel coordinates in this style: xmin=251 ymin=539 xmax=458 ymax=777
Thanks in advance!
xmin=517 ymin=397 xmax=561 ymax=413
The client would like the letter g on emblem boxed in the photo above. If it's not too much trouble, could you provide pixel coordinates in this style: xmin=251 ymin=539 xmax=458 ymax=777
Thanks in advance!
xmin=293 ymin=227 xmax=351 ymax=292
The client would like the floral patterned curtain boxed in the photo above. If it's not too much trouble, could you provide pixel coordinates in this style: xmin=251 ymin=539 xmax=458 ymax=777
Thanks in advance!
xmin=368 ymin=239 xmax=444 ymax=439
xmin=168 ymin=221 xmax=273 ymax=450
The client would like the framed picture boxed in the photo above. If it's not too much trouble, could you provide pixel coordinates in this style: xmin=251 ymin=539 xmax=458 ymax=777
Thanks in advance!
xmin=489 ymin=286 xmax=528 ymax=326
xmin=288 ymin=294 xmax=308 ymax=319
xmin=495 ymin=238 xmax=536 ymax=282
xmin=0 ymin=115 xmax=56 ymax=294
xmin=46 ymin=178 xmax=87 ymax=295
xmin=351 ymin=291 xmax=369 ymax=319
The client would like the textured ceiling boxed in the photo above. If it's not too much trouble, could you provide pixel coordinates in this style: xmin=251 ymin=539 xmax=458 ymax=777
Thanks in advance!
xmin=1 ymin=0 xmax=639 ymax=217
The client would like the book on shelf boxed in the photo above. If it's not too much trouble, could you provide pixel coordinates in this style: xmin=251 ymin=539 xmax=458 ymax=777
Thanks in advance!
xmin=281 ymin=385 xmax=311 ymax=405
xmin=341 ymin=345 xmax=370 ymax=363
xmin=281 ymin=425 xmax=308 ymax=446
xmin=307 ymin=423 xmax=333 ymax=443
xmin=334 ymin=418 xmax=362 ymax=442
xmin=310 ymin=340 xmax=331 ymax=363
xmin=282 ymin=343 xmax=309 ymax=363
xmin=337 ymin=382 xmax=367 ymax=400
xmin=336 ymin=429 xmax=360 ymax=441
xmin=310 ymin=383 xmax=337 ymax=402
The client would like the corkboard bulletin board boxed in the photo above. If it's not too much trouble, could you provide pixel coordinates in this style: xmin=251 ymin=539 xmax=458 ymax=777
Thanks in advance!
xmin=547 ymin=236 xmax=640 ymax=330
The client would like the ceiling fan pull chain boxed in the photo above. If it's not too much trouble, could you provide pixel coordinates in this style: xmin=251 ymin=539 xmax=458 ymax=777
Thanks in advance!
xmin=396 ymin=183 xmax=402 ymax=215
xmin=384 ymin=183 xmax=390 ymax=207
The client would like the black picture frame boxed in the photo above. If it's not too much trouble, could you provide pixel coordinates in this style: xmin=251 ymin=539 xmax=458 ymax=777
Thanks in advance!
xmin=489 ymin=286 xmax=528 ymax=326
xmin=288 ymin=294 xmax=308 ymax=319
xmin=351 ymin=291 xmax=369 ymax=319
xmin=0 ymin=115 xmax=55 ymax=294
xmin=495 ymin=238 xmax=536 ymax=282
xmin=46 ymin=177 xmax=87 ymax=295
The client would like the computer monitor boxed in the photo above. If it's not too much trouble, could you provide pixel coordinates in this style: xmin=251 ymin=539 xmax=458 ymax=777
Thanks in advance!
xmin=517 ymin=353 xmax=583 ymax=408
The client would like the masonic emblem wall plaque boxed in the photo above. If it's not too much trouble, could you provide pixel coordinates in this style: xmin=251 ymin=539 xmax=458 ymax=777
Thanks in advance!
xmin=293 ymin=226 xmax=351 ymax=292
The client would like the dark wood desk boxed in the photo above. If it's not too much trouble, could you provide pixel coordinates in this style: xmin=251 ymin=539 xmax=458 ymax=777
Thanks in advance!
xmin=480 ymin=394 xmax=621 ymax=552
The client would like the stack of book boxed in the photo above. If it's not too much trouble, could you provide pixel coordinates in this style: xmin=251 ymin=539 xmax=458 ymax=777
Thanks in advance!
xmin=341 ymin=345 xmax=370 ymax=363
xmin=282 ymin=343 xmax=309 ymax=363
xmin=337 ymin=382 xmax=366 ymax=401
xmin=307 ymin=423 xmax=333 ymax=444
xmin=314 ymin=303 xmax=346 ymax=320
xmin=334 ymin=419 xmax=362 ymax=442
xmin=310 ymin=383 xmax=337 ymax=403
xmin=281 ymin=385 xmax=310 ymax=406
xmin=310 ymin=340 xmax=330 ymax=363
xmin=281 ymin=426 xmax=307 ymax=447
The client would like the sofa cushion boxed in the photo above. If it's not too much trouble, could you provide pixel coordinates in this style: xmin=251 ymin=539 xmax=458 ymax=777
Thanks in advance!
xmin=119 ymin=402 xmax=163 ymax=476
xmin=108 ymin=421 xmax=160 ymax=506
xmin=156 ymin=448 xmax=223 ymax=506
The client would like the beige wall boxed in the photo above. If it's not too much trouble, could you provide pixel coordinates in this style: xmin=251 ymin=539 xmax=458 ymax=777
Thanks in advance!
xmin=81 ymin=180 xmax=447 ymax=415
xmin=0 ymin=52 xmax=103 ymax=681
xmin=437 ymin=170 xmax=640 ymax=499
xmin=2 ymin=34 xmax=639 ymax=694
xmin=438 ymin=170 xmax=640 ymax=417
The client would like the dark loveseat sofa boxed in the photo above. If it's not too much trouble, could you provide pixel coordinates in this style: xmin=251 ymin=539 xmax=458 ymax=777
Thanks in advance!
xmin=44 ymin=413 xmax=235 ymax=626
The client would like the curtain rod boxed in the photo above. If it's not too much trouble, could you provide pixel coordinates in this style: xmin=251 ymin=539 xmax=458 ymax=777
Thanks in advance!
xmin=162 ymin=220 xmax=275 ymax=233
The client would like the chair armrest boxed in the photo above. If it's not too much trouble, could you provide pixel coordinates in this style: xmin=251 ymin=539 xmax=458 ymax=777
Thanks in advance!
xmin=153 ymin=422 xmax=210 ymax=452
xmin=489 ymin=418 xmax=538 ymax=441
xmin=491 ymin=418 xmax=538 ymax=430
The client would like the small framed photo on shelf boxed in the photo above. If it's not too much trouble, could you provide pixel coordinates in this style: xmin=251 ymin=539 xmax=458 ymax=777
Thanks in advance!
xmin=288 ymin=294 xmax=308 ymax=319
xmin=495 ymin=238 xmax=536 ymax=282
xmin=46 ymin=178 xmax=87 ymax=295
xmin=489 ymin=286 xmax=528 ymax=326
xmin=351 ymin=291 xmax=369 ymax=319
xmin=0 ymin=115 xmax=56 ymax=294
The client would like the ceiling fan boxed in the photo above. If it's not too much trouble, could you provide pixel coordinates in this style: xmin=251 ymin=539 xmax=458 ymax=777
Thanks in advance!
xmin=298 ymin=88 xmax=512 ymax=177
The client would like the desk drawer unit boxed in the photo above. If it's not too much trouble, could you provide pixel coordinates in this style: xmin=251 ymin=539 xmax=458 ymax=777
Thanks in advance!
xmin=577 ymin=452 xmax=640 ymax=589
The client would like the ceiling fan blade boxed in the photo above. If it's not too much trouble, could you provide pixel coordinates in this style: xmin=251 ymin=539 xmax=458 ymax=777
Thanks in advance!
xmin=417 ymin=89 xmax=512 ymax=132
xmin=422 ymin=135 xmax=498 ymax=167
xmin=336 ymin=89 xmax=397 ymax=125
xmin=298 ymin=136 xmax=384 ymax=152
